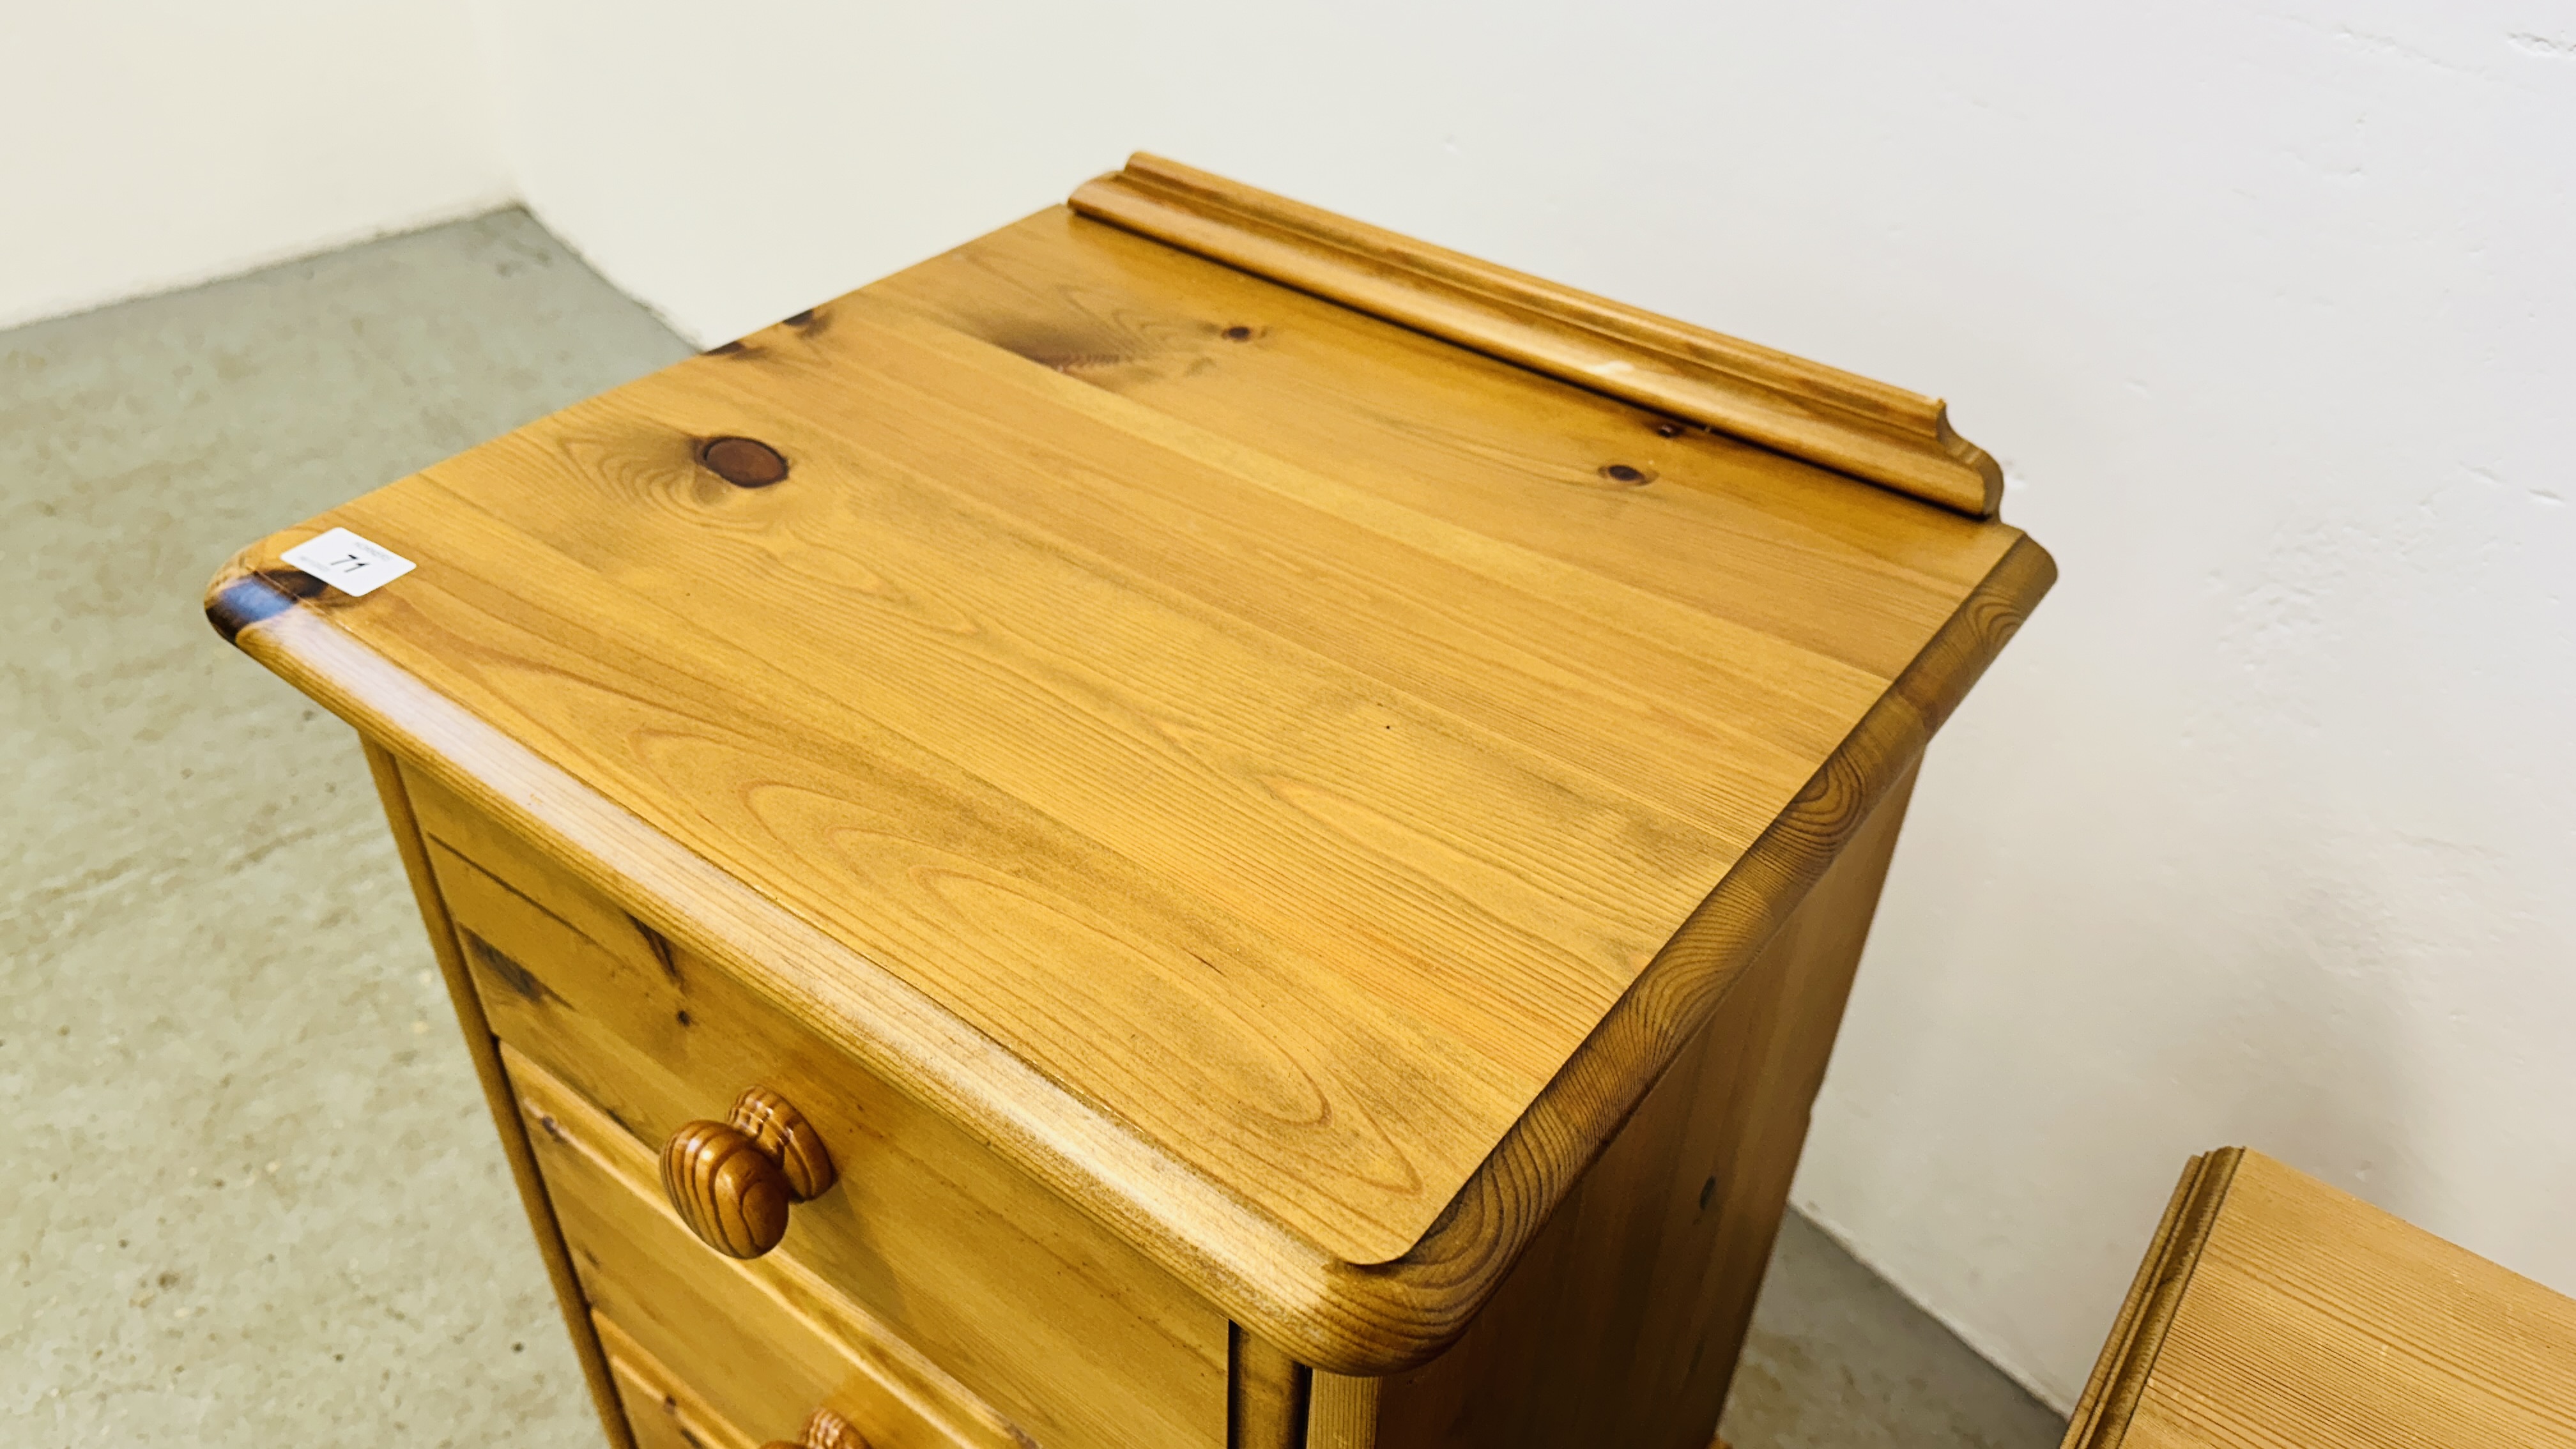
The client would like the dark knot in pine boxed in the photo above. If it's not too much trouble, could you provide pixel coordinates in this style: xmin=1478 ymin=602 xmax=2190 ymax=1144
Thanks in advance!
xmin=699 ymin=436 xmax=790 ymax=488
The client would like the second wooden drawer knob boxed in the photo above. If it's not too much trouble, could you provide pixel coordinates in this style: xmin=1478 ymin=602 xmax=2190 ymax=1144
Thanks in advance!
xmin=660 ymin=1086 xmax=838 ymax=1259
xmin=763 ymin=1407 xmax=864 ymax=1449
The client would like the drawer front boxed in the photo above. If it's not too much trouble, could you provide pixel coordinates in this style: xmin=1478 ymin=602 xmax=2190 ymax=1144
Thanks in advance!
xmin=599 ymin=1315 xmax=758 ymax=1449
xmin=512 ymin=1043 xmax=1027 ymax=1449
xmin=409 ymin=765 xmax=1229 ymax=1449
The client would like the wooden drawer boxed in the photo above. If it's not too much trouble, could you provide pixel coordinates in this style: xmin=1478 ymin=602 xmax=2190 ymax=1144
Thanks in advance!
xmin=511 ymin=1043 xmax=1025 ymax=1449
xmin=410 ymin=765 xmax=1229 ymax=1449
xmin=600 ymin=1314 xmax=758 ymax=1449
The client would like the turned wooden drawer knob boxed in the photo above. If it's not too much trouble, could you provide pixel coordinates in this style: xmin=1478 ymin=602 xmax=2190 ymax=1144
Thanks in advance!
xmin=659 ymin=1085 xmax=837 ymax=1259
xmin=762 ymin=1407 xmax=864 ymax=1449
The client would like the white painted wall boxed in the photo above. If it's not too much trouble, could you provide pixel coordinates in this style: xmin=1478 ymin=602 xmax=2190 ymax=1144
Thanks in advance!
xmin=0 ymin=1 xmax=511 ymax=330
xmin=469 ymin=1 xmax=2576 ymax=1406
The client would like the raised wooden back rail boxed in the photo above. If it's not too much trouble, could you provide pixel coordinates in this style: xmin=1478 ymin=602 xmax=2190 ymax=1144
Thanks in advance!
xmin=1071 ymin=153 xmax=2004 ymax=518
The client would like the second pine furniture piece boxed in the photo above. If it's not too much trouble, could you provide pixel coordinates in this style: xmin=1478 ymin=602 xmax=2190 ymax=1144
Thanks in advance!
xmin=2067 ymin=1148 xmax=2576 ymax=1449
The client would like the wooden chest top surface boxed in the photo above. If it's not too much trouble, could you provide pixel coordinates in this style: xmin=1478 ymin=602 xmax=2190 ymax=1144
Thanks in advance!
xmin=2067 ymin=1149 xmax=2576 ymax=1448
xmin=211 ymin=167 xmax=2044 ymax=1305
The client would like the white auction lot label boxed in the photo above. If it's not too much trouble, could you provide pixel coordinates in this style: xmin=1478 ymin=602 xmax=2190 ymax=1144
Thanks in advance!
xmin=280 ymin=527 xmax=415 ymax=597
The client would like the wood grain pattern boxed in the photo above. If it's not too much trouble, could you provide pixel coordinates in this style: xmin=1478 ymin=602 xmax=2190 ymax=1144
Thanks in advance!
xmin=659 ymin=1086 xmax=837 ymax=1259
xmin=2066 ymin=1149 xmax=2576 ymax=1449
xmin=330 ymin=346 xmax=1780 ymax=1263
xmin=208 ymin=162 xmax=2051 ymax=1371
xmin=871 ymin=208 xmax=2007 ymax=683
xmin=1313 ymin=535 xmax=2048 ymax=1367
xmin=728 ymin=1088 xmax=836 ymax=1202
xmin=601 ymin=1314 xmax=762 ymax=1449
xmin=1071 ymin=155 xmax=2002 ymax=516
xmin=362 ymin=740 xmax=636 ymax=1449
xmin=418 ymin=770 xmax=1226 ymax=1449
xmin=1363 ymin=764 xmax=1916 ymax=1449
xmin=2060 ymin=1149 xmax=2242 ymax=1448
xmin=511 ymin=1045 xmax=1034 ymax=1449
xmin=1307 ymin=1374 xmax=1382 ymax=1449
xmin=660 ymin=1116 xmax=796 ymax=1261
xmin=211 ymin=523 xmax=2044 ymax=1374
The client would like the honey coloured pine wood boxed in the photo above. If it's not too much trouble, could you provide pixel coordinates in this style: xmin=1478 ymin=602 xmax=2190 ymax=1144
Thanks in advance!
xmin=514 ymin=1045 xmax=1039 ymax=1449
xmin=1071 ymin=155 xmax=2004 ymax=516
xmin=364 ymin=739 xmax=636 ymax=1449
xmin=208 ymin=158 xmax=2052 ymax=1384
xmin=413 ymin=760 xmax=1229 ymax=1449
xmin=601 ymin=1316 xmax=759 ymax=1449
xmin=2064 ymin=1149 xmax=2576 ymax=1449
xmin=1356 ymin=762 xmax=1917 ymax=1449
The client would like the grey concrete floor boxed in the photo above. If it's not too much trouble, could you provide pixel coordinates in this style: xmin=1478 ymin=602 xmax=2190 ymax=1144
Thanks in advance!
xmin=1721 ymin=1213 xmax=2067 ymax=1449
xmin=1 ymin=211 xmax=2064 ymax=1448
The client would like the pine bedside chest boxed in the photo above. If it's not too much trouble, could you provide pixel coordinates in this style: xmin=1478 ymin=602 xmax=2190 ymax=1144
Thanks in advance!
xmin=208 ymin=156 xmax=2053 ymax=1449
